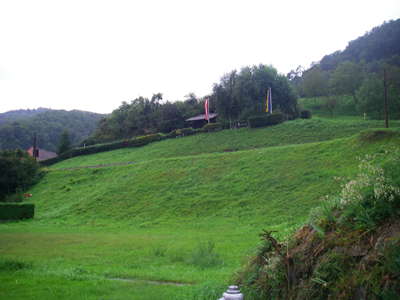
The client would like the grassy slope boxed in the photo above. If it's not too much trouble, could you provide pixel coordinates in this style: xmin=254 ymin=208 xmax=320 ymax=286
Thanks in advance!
xmin=51 ymin=118 xmax=398 ymax=169
xmin=1 ymin=119 xmax=399 ymax=299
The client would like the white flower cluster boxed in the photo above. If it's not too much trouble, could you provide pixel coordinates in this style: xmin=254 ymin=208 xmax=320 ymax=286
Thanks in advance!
xmin=263 ymin=255 xmax=282 ymax=276
xmin=339 ymin=152 xmax=400 ymax=206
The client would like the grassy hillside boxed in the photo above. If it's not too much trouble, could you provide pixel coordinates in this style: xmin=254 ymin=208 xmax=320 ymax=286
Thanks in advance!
xmin=51 ymin=117 xmax=398 ymax=169
xmin=1 ymin=118 xmax=399 ymax=299
xmin=32 ymin=131 xmax=400 ymax=229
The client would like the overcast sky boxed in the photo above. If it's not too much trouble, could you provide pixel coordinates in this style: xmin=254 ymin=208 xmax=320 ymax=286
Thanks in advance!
xmin=0 ymin=0 xmax=399 ymax=114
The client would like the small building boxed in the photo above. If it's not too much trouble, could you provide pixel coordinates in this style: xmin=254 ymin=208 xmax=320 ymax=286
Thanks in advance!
xmin=27 ymin=147 xmax=58 ymax=161
xmin=185 ymin=113 xmax=218 ymax=129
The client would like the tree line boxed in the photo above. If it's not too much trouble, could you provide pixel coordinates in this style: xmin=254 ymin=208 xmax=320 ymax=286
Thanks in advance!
xmin=85 ymin=64 xmax=298 ymax=144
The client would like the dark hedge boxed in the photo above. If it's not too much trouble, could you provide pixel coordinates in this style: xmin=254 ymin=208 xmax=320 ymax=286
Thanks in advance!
xmin=248 ymin=113 xmax=286 ymax=128
xmin=0 ymin=203 xmax=34 ymax=220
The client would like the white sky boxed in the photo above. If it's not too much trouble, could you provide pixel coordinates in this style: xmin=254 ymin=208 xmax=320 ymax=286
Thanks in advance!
xmin=0 ymin=0 xmax=399 ymax=114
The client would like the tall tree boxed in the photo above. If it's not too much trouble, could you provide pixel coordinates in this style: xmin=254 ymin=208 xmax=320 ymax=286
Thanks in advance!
xmin=301 ymin=66 xmax=329 ymax=98
xmin=57 ymin=130 xmax=72 ymax=155
xmin=212 ymin=64 xmax=297 ymax=122
xmin=329 ymin=61 xmax=364 ymax=104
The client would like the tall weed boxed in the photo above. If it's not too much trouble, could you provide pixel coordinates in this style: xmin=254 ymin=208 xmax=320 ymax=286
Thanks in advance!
xmin=187 ymin=241 xmax=223 ymax=269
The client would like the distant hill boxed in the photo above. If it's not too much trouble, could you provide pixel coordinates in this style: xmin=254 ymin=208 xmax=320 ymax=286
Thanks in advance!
xmin=0 ymin=108 xmax=105 ymax=152
xmin=0 ymin=108 xmax=51 ymax=125
xmin=319 ymin=19 xmax=400 ymax=71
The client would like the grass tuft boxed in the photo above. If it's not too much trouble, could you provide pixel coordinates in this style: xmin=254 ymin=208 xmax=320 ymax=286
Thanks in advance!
xmin=0 ymin=258 xmax=33 ymax=271
xmin=187 ymin=241 xmax=224 ymax=269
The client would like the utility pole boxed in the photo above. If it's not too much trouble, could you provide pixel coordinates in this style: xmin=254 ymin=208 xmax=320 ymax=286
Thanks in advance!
xmin=383 ymin=69 xmax=389 ymax=128
xmin=33 ymin=133 xmax=38 ymax=160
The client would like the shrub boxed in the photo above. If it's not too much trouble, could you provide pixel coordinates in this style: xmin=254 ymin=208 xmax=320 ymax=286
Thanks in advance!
xmin=0 ymin=150 xmax=40 ymax=201
xmin=165 ymin=129 xmax=179 ymax=138
xmin=248 ymin=115 xmax=269 ymax=128
xmin=300 ymin=110 xmax=312 ymax=119
xmin=202 ymin=122 xmax=222 ymax=132
xmin=248 ymin=113 xmax=285 ymax=128
xmin=176 ymin=127 xmax=195 ymax=136
xmin=267 ymin=112 xmax=286 ymax=125
xmin=0 ymin=203 xmax=35 ymax=220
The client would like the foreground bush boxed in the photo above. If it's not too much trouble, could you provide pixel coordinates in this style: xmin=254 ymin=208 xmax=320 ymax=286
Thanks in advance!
xmin=0 ymin=203 xmax=35 ymax=220
xmin=237 ymin=150 xmax=400 ymax=299
xmin=0 ymin=150 xmax=40 ymax=201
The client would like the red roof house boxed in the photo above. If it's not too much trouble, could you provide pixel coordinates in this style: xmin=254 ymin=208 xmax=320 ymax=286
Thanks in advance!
xmin=27 ymin=147 xmax=58 ymax=161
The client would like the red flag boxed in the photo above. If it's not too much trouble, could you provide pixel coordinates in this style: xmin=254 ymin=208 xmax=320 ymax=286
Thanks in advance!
xmin=204 ymin=98 xmax=209 ymax=122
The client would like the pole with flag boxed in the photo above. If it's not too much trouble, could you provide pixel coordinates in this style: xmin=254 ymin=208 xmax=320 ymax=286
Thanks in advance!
xmin=204 ymin=98 xmax=210 ymax=123
xmin=265 ymin=87 xmax=272 ymax=114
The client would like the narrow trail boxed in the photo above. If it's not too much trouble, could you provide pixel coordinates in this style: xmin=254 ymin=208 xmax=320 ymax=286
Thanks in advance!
xmin=53 ymin=161 xmax=136 ymax=171
xmin=107 ymin=277 xmax=192 ymax=287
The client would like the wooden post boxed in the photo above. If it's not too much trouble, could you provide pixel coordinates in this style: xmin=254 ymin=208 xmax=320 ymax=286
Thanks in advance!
xmin=383 ymin=69 xmax=389 ymax=128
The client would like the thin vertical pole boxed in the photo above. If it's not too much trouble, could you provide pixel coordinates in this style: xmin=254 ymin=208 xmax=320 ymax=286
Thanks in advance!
xmin=33 ymin=133 xmax=37 ymax=161
xmin=383 ymin=69 xmax=389 ymax=128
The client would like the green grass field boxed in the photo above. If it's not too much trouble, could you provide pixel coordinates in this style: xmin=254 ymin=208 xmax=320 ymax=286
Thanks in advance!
xmin=1 ymin=118 xmax=399 ymax=299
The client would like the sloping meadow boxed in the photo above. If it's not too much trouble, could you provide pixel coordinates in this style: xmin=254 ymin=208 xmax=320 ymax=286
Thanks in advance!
xmin=49 ymin=118 xmax=399 ymax=170
xmin=29 ymin=132 xmax=400 ymax=228
xmin=1 ymin=128 xmax=399 ymax=299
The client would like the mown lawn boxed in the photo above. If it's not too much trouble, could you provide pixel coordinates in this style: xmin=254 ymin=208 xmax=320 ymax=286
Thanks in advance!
xmin=1 ymin=123 xmax=399 ymax=299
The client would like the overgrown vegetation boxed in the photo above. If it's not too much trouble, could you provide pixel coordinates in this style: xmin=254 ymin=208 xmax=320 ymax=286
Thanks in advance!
xmin=238 ymin=149 xmax=400 ymax=299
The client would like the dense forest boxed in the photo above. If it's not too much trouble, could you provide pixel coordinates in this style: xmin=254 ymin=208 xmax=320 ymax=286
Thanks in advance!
xmin=0 ymin=109 xmax=104 ymax=152
xmin=289 ymin=19 xmax=400 ymax=119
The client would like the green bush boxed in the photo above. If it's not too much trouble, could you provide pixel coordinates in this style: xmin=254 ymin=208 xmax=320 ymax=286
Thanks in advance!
xmin=300 ymin=110 xmax=312 ymax=119
xmin=176 ymin=127 xmax=195 ymax=136
xmin=248 ymin=115 xmax=269 ymax=128
xmin=267 ymin=112 xmax=286 ymax=125
xmin=0 ymin=203 xmax=35 ymax=220
xmin=248 ymin=113 xmax=285 ymax=128
xmin=202 ymin=122 xmax=222 ymax=132
xmin=0 ymin=150 xmax=40 ymax=201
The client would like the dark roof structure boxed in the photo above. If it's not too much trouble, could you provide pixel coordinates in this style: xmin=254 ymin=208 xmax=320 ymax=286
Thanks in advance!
xmin=27 ymin=147 xmax=58 ymax=161
xmin=185 ymin=113 xmax=218 ymax=122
